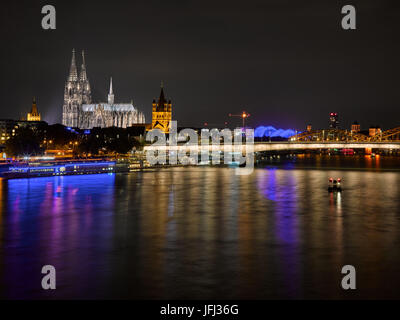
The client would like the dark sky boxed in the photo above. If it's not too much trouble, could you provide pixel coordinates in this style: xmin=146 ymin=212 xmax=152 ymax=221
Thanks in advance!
xmin=1 ymin=0 xmax=400 ymax=130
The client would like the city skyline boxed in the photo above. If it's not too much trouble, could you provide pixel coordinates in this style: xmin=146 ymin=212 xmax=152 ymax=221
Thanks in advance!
xmin=2 ymin=0 xmax=400 ymax=304
xmin=2 ymin=1 xmax=400 ymax=129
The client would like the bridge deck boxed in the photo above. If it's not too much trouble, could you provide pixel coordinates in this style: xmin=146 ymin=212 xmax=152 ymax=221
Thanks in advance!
xmin=145 ymin=141 xmax=400 ymax=152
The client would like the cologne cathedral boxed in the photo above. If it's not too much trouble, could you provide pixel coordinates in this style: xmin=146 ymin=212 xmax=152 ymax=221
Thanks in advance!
xmin=62 ymin=49 xmax=145 ymax=129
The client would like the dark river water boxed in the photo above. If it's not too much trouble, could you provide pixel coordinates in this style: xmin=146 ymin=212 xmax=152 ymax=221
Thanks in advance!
xmin=1 ymin=155 xmax=400 ymax=299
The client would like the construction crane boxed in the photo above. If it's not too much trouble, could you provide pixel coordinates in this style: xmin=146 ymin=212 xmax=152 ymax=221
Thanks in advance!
xmin=228 ymin=111 xmax=251 ymax=128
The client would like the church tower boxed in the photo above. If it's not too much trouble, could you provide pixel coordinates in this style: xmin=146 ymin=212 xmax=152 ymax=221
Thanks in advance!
xmin=108 ymin=77 xmax=114 ymax=105
xmin=62 ymin=49 xmax=92 ymax=127
xmin=27 ymin=97 xmax=41 ymax=121
xmin=152 ymin=81 xmax=172 ymax=133
xmin=79 ymin=50 xmax=92 ymax=105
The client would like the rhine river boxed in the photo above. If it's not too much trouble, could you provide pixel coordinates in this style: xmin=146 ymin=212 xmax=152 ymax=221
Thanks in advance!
xmin=1 ymin=155 xmax=400 ymax=299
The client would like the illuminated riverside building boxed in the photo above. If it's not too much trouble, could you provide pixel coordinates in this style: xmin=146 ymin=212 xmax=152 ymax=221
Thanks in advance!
xmin=152 ymin=82 xmax=172 ymax=133
xmin=369 ymin=126 xmax=382 ymax=137
xmin=27 ymin=97 xmax=41 ymax=121
xmin=329 ymin=112 xmax=339 ymax=129
xmin=0 ymin=119 xmax=46 ymax=143
xmin=351 ymin=121 xmax=360 ymax=133
xmin=62 ymin=49 xmax=145 ymax=129
xmin=0 ymin=120 xmax=17 ymax=142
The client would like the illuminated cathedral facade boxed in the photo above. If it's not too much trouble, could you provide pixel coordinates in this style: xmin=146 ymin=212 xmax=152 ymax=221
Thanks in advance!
xmin=62 ymin=49 xmax=145 ymax=129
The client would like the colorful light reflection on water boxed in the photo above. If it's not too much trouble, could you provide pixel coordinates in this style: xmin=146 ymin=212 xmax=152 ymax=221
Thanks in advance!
xmin=1 ymin=163 xmax=400 ymax=299
xmin=0 ymin=174 xmax=116 ymax=299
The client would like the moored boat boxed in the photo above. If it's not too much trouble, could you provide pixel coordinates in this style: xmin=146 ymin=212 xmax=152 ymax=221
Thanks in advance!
xmin=0 ymin=160 xmax=117 ymax=179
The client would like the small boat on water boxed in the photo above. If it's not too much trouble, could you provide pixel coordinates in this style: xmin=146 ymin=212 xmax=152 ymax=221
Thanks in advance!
xmin=328 ymin=177 xmax=342 ymax=192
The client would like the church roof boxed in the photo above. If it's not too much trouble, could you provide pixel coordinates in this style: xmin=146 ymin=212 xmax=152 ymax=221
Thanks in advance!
xmin=82 ymin=103 xmax=136 ymax=112
xmin=31 ymin=97 xmax=39 ymax=116
xmin=158 ymin=87 xmax=166 ymax=106
xmin=156 ymin=82 xmax=170 ymax=111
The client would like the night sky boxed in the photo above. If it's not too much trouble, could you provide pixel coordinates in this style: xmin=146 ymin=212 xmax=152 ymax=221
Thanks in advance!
xmin=1 ymin=0 xmax=399 ymax=130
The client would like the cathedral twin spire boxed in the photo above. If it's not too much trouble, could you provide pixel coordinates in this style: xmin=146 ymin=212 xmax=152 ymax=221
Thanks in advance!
xmin=79 ymin=50 xmax=88 ymax=82
xmin=68 ymin=49 xmax=78 ymax=82
xmin=63 ymin=49 xmax=92 ymax=127
xmin=68 ymin=48 xmax=88 ymax=83
xmin=68 ymin=48 xmax=112 ymax=104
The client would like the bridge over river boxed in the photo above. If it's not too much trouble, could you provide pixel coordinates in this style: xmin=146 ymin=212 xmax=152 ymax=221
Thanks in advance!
xmin=144 ymin=141 xmax=400 ymax=153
